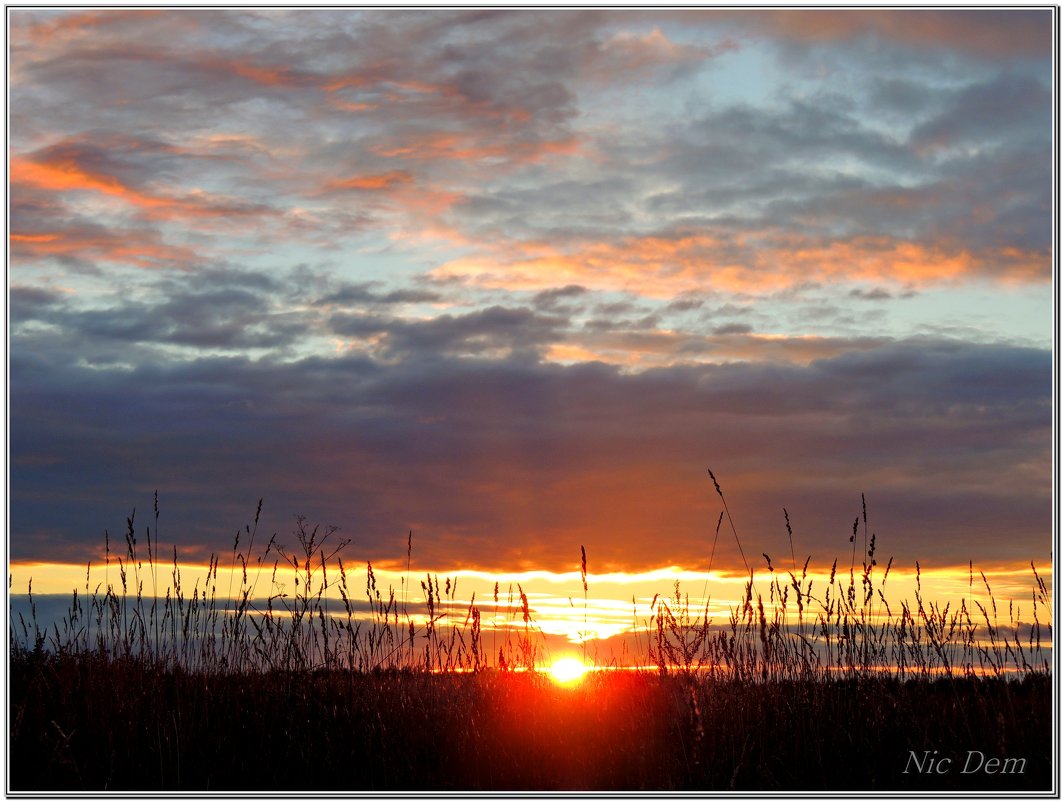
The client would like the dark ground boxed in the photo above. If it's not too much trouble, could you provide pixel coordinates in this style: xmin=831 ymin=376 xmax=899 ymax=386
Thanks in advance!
xmin=8 ymin=653 xmax=1053 ymax=792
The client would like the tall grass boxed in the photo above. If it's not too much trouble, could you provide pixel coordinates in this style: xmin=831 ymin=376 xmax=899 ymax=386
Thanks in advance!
xmin=10 ymin=504 xmax=554 ymax=676
xmin=8 ymin=490 xmax=1053 ymax=791
xmin=10 ymin=493 xmax=1053 ymax=680
xmin=651 ymin=475 xmax=1050 ymax=682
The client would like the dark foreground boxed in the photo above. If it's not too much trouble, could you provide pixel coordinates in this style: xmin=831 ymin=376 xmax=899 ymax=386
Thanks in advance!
xmin=9 ymin=654 xmax=1052 ymax=791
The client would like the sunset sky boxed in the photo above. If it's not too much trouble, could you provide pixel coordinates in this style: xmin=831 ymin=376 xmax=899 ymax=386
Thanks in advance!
xmin=7 ymin=8 xmax=1055 ymax=605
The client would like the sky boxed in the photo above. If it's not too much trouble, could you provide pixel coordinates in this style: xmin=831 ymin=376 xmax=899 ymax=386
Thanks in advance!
xmin=6 ymin=8 xmax=1056 ymax=600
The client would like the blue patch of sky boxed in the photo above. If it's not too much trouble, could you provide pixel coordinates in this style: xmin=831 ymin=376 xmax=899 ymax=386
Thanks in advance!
xmin=697 ymin=39 xmax=787 ymax=110
xmin=887 ymin=283 xmax=1052 ymax=348
xmin=573 ymin=31 xmax=781 ymax=133
xmin=708 ymin=282 xmax=1053 ymax=348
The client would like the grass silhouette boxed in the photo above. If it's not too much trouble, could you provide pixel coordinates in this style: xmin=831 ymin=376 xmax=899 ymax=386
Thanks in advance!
xmin=8 ymin=490 xmax=1053 ymax=790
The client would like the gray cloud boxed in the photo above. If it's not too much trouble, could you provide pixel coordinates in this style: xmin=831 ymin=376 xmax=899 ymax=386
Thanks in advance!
xmin=849 ymin=287 xmax=896 ymax=301
xmin=318 ymin=282 xmax=443 ymax=307
xmin=910 ymin=73 xmax=1051 ymax=153
xmin=8 ymin=334 xmax=1051 ymax=572
xmin=712 ymin=323 xmax=754 ymax=336
xmin=9 ymin=285 xmax=65 ymax=312
xmin=532 ymin=285 xmax=589 ymax=310
xmin=329 ymin=305 xmax=567 ymax=361
xmin=11 ymin=268 xmax=312 ymax=356
xmin=868 ymin=77 xmax=943 ymax=116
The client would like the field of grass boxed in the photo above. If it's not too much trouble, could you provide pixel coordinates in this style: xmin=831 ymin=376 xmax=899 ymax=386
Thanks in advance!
xmin=8 ymin=494 xmax=1055 ymax=791
xmin=9 ymin=655 xmax=1052 ymax=791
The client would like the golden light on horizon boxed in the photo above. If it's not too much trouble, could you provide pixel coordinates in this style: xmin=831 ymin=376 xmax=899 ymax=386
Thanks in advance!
xmin=549 ymin=657 xmax=589 ymax=685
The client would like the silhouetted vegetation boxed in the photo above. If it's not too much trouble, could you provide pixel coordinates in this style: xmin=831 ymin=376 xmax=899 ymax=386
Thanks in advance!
xmin=8 ymin=491 xmax=1053 ymax=790
xmin=9 ymin=656 xmax=1051 ymax=791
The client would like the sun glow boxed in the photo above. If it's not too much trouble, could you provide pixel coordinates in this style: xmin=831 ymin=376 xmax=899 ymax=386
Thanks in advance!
xmin=549 ymin=657 xmax=589 ymax=685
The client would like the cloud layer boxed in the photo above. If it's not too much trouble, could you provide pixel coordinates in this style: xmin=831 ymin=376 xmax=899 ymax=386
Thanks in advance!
xmin=10 ymin=319 xmax=1052 ymax=571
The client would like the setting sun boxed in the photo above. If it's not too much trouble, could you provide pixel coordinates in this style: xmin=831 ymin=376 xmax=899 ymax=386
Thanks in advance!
xmin=549 ymin=657 xmax=589 ymax=685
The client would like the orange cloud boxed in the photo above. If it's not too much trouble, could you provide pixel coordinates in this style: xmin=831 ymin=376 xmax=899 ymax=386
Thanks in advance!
xmin=432 ymin=231 xmax=1048 ymax=297
xmin=11 ymin=156 xmax=140 ymax=204
xmin=11 ymin=150 xmax=275 ymax=228
xmin=323 ymin=171 xmax=415 ymax=192
xmin=196 ymin=54 xmax=327 ymax=90
xmin=187 ymin=55 xmax=541 ymax=131
xmin=545 ymin=332 xmax=886 ymax=369
xmin=327 ymin=99 xmax=379 ymax=113
xmin=10 ymin=226 xmax=199 ymax=270
xmin=371 ymin=131 xmax=581 ymax=166
xmin=582 ymin=25 xmax=738 ymax=84
xmin=12 ymin=9 xmax=167 ymax=47
xmin=728 ymin=9 xmax=1051 ymax=59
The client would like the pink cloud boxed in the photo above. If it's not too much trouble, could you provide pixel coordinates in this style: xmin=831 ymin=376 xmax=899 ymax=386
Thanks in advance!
xmin=728 ymin=9 xmax=1051 ymax=59
xmin=433 ymin=229 xmax=1049 ymax=297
